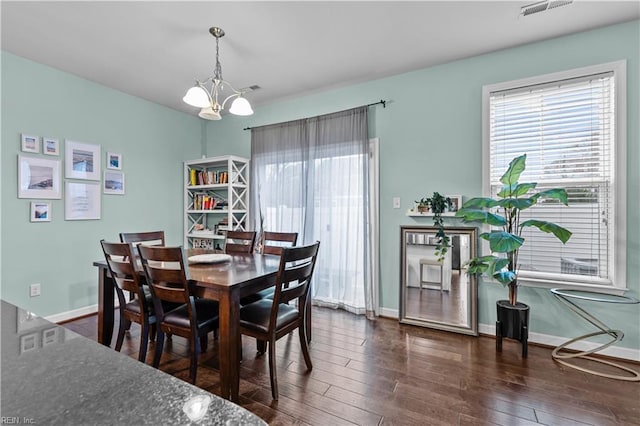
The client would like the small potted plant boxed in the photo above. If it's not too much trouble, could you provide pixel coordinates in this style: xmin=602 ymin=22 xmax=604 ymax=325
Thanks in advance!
xmin=455 ymin=154 xmax=571 ymax=357
xmin=415 ymin=192 xmax=452 ymax=261
xmin=414 ymin=198 xmax=429 ymax=214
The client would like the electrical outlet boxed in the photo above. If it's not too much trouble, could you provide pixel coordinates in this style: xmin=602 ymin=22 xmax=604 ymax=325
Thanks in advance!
xmin=29 ymin=283 xmax=41 ymax=297
xmin=393 ymin=197 xmax=401 ymax=209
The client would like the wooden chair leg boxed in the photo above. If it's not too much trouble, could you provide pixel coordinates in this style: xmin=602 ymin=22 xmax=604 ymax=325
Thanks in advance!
xmin=115 ymin=316 xmax=129 ymax=352
xmin=299 ymin=324 xmax=313 ymax=371
xmin=199 ymin=334 xmax=208 ymax=352
xmin=256 ymin=339 xmax=266 ymax=355
xmin=153 ymin=331 xmax=165 ymax=368
xmin=139 ymin=321 xmax=150 ymax=362
xmin=150 ymin=323 xmax=156 ymax=342
xmin=190 ymin=337 xmax=200 ymax=384
xmin=268 ymin=338 xmax=278 ymax=400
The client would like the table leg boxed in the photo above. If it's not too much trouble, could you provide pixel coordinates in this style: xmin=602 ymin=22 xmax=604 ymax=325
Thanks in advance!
xmin=97 ymin=266 xmax=114 ymax=346
xmin=218 ymin=292 xmax=241 ymax=401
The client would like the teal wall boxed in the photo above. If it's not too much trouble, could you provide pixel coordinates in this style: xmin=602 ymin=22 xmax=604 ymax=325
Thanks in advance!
xmin=1 ymin=52 xmax=201 ymax=315
xmin=204 ymin=21 xmax=640 ymax=350
xmin=2 ymin=21 xmax=637 ymax=351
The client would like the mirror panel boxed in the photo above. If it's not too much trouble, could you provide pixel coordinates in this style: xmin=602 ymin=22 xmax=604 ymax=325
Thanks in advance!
xmin=399 ymin=225 xmax=478 ymax=335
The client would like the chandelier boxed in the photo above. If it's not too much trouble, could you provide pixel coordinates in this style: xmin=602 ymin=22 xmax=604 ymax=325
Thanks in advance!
xmin=183 ymin=27 xmax=254 ymax=120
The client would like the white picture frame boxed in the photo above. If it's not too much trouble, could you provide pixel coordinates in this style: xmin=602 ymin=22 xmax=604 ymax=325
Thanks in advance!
xmin=18 ymin=156 xmax=62 ymax=199
xmin=103 ymin=171 xmax=125 ymax=195
xmin=30 ymin=201 xmax=52 ymax=222
xmin=106 ymin=152 xmax=122 ymax=170
xmin=21 ymin=134 xmax=39 ymax=153
xmin=65 ymin=140 xmax=101 ymax=180
xmin=43 ymin=138 xmax=60 ymax=156
xmin=447 ymin=195 xmax=463 ymax=213
xmin=65 ymin=181 xmax=101 ymax=220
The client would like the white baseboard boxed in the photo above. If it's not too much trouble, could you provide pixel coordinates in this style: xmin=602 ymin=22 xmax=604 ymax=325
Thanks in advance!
xmin=375 ymin=309 xmax=638 ymax=361
xmin=46 ymin=303 xmax=639 ymax=362
xmin=45 ymin=304 xmax=98 ymax=324
xmin=379 ymin=307 xmax=399 ymax=319
xmin=478 ymin=323 xmax=640 ymax=362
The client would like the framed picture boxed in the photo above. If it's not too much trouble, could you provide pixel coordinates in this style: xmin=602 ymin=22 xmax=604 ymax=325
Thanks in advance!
xmin=18 ymin=156 xmax=62 ymax=199
xmin=65 ymin=181 xmax=101 ymax=220
xmin=103 ymin=171 xmax=125 ymax=195
xmin=447 ymin=195 xmax=463 ymax=213
xmin=106 ymin=152 xmax=122 ymax=170
xmin=30 ymin=201 xmax=51 ymax=222
xmin=21 ymin=134 xmax=39 ymax=153
xmin=43 ymin=138 xmax=60 ymax=156
xmin=65 ymin=140 xmax=101 ymax=180
xmin=20 ymin=333 xmax=38 ymax=355
xmin=42 ymin=327 xmax=61 ymax=347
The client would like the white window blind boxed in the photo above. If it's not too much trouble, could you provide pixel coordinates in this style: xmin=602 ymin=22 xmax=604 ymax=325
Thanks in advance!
xmin=489 ymin=72 xmax=615 ymax=286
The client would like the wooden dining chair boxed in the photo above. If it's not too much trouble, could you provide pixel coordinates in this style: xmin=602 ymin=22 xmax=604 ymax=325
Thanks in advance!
xmin=239 ymin=241 xmax=320 ymax=400
xmin=137 ymin=245 xmax=219 ymax=384
xmin=224 ymin=230 xmax=256 ymax=254
xmin=240 ymin=231 xmax=299 ymax=306
xmin=119 ymin=230 xmax=165 ymax=247
xmin=100 ymin=240 xmax=156 ymax=363
xmin=260 ymin=231 xmax=299 ymax=255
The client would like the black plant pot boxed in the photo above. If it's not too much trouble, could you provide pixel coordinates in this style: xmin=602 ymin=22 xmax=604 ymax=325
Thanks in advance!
xmin=496 ymin=300 xmax=529 ymax=358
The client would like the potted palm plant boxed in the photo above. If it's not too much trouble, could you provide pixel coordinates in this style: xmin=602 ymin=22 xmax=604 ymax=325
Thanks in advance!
xmin=455 ymin=154 xmax=572 ymax=356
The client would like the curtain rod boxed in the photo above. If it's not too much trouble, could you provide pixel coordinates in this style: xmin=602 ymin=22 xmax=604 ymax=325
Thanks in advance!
xmin=242 ymin=99 xmax=387 ymax=131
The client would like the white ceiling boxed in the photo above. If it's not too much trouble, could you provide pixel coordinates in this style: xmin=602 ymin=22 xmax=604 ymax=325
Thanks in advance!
xmin=2 ymin=1 xmax=638 ymax=116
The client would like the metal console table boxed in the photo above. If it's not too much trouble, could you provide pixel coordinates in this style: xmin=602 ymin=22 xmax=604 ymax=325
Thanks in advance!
xmin=550 ymin=288 xmax=639 ymax=382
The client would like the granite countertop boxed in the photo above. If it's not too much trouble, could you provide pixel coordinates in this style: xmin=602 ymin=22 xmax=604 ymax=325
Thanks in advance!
xmin=1 ymin=300 xmax=266 ymax=425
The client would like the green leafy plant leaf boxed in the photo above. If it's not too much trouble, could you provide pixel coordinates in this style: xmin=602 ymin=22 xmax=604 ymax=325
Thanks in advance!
xmin=520 ymin=220 xmax=572 ymax=244
xmin=500 ymin=154 xmax=526 ymax=186
xmin=455 ymin=209 xmax=507 ymax=226
xmin=480 ymin=231 xmax=524 ymax=253
xmin=531 ymin=188 xmax=569 ymax=205
xmin=492 ymin=270 xmax=517 ymax=285
xmin=459 ymin=197 xmax=499 ymax=209
xmin=495 ymin=198 xmax=535 ymax=210
xmin=497 ymin=182 xmax=537 ymax=198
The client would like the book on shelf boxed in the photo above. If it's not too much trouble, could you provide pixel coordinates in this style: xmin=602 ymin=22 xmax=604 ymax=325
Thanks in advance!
xmin=193 ymin=193 xmax=217 ymax=210
xmin=189 ymin=168 xmax=229 ymax=186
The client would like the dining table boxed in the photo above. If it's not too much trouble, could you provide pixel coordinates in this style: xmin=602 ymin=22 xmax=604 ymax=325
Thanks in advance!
xmin=93 ymin=249 xmax=281 ymax=402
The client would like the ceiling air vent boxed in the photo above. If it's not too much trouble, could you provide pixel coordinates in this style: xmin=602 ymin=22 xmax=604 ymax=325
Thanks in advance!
xmin=520 ymin=0 xmax=573 ymax=17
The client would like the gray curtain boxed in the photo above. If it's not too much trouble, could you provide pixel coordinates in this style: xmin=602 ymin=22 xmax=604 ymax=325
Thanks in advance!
xmin=251 ymin=107 xmax=375 ymax=317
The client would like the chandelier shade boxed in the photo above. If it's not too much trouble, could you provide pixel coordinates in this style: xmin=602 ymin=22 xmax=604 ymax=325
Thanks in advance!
xmin=183 ymin=27 xmax=254 ymax=120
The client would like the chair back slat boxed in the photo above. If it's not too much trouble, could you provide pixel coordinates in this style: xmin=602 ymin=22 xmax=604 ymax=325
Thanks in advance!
xmin=225 ymin=230 xmax=256 ymax=254
xmin=137 ymin=245 xmax=192 ymax=314
xmin=100 ymin=240 xmax=148 ymax=314
xmin=261 ymin=231 xmax=298 ymax=255
xmin=269 ymin=242 xmax=320 ymax=327
xmin=120 ymin=231 xmax=166 ymax=247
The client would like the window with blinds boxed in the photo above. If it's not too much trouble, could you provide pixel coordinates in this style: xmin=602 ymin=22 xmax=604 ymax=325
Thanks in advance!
xmin=484 ymin=62 xmax=626 ymax=288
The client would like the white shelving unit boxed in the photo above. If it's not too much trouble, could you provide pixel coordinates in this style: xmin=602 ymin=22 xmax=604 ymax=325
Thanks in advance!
xmin=183 ymin=155 xmax=249 ymax=249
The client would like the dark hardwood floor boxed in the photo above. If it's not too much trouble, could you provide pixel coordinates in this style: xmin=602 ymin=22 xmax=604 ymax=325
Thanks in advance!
xmin=62 ymin=307 xmax=640 ymax=425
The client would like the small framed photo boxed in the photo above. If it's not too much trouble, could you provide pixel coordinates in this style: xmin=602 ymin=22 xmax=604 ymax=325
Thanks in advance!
xmin=106 ymin=152 xmax=122 ymax=170
xmin=20 ymin=333 xmax=38 ymax=355
xmin=43 ymin=138 xmax=60 ymax=156
xmin=65 ymin=140 xmax=101 ymax=180
xmin=103 ymin=171 xmax=125 ymax=195
xmin=21 ymin=134 xmax=40 ymax=153
xmin=447 ymin=195 xmax=463 ymax=213
xmin=30 ymin=201 xmax=51 ymax=222
xmin=42 ymin=327 xmax=60 ymax=347
xmin=18 ymin=156 xmax=62 ymax=199
xmin=65 ymin=181 xmax=101 ymax=220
